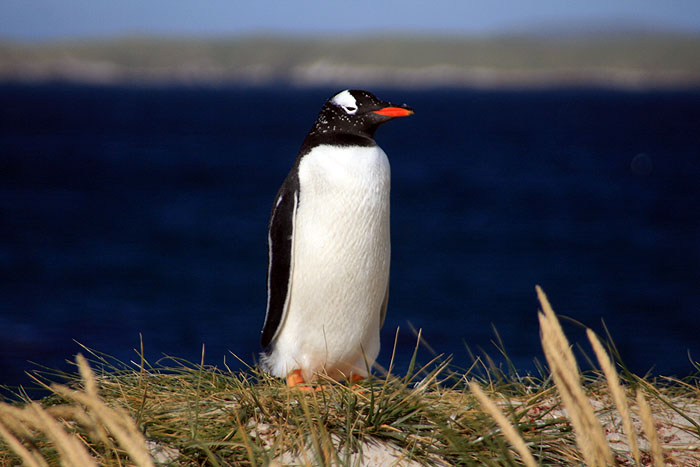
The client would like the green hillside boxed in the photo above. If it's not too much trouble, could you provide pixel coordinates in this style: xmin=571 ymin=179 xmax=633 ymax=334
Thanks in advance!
xmin=2 ymin=34 xmax=700 ymax=88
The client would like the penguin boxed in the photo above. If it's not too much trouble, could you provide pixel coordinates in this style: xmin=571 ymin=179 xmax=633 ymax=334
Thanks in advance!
xmin=260 ymin=89 xmax=413 ymax=388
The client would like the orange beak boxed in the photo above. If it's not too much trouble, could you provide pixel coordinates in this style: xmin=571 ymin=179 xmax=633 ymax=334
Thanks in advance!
xmin=373 ymin=107 xmax=414 ymax=117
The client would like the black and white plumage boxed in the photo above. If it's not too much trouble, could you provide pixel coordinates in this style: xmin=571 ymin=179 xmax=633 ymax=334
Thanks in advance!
xmin=260 ymin=89 xmax=413 ymax=385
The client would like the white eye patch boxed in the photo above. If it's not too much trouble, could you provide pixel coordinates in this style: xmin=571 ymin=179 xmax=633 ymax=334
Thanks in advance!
xmin=331 ymin=89 xmax=358 ymax=114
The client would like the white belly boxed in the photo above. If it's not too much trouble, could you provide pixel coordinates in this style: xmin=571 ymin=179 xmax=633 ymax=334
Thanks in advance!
xmin=269 ymin=144 xmax=390 ymax=381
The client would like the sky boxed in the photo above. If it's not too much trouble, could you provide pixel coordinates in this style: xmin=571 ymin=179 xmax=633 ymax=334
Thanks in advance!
xmin=1 ymin=0 xmax=700 ymax=42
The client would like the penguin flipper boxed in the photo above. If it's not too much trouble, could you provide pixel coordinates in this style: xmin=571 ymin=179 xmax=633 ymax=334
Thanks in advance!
xmin=261 ymin=172 xmax=299 ymax=348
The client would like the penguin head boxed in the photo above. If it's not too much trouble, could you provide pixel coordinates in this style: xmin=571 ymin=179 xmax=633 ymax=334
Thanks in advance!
xmin=312 ymin=89 xmax=413 ymax=139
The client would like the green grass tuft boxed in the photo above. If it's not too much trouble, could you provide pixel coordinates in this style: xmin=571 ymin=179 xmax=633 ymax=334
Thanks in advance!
xmin=1 ymin=289 xmax=699 ymax=465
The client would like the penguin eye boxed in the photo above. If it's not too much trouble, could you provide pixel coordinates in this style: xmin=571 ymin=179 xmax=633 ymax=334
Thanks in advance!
xmin=342 ymin=105 xmax=358 ymax=115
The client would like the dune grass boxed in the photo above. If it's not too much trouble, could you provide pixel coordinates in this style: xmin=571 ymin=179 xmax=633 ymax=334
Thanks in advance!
xmin=1 ymin=287 xmax=699 ymax=465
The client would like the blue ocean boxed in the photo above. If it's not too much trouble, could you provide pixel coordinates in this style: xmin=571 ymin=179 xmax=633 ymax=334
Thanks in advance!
xmin=1 ymin=84 xmax=699 ymax=391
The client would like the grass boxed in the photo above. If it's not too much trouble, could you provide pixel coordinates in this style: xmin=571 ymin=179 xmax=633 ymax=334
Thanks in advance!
xmin=1 ymin=286 xmax=699 ymax=465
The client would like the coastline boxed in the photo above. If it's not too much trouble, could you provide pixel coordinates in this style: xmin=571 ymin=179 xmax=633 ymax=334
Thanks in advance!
xmin=2 ymin=34 xmax=700 ymax=89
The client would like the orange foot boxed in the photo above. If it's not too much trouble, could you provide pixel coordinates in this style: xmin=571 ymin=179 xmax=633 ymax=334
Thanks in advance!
xmin=286 ymin=369 xmax=323 ymax=391
xmin=348 ymin=374 xmax=364 ymax=384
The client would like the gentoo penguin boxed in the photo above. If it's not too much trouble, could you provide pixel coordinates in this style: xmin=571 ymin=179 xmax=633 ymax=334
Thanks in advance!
xmin=260 ymin=89 xmax=413 ymax=388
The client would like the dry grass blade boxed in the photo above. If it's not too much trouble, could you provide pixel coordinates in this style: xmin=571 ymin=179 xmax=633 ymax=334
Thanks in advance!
xmin=469 ymin=381 xmax=537 ymax=467
xmin=54 ymin=355 xmax=155 ymax=467
xmin=636 ymin=391 xmax=665 ymax=467
xmin=0 ymin=354 xmax=156 ymax=467
xmin=1 ymin=403 xmax=94 ymax=467
xmin=536 ymin=285 xmax=614 ymax=466
xmin=0 ymin=419 xmax=49 ymax=467
xmin=76 ymin=353 xmax=99 ymax=398
xmin=587 ymin=328 xmax=640 ymax=464
xmin=27 ymin=402 xmax=98 ymax=467
xmin=52 ymin=385 xmax=154 ymax=467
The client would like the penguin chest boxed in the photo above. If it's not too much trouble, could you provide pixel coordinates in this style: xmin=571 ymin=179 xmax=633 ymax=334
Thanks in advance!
xmin=284 ymin=144 xmax=391 ymax=371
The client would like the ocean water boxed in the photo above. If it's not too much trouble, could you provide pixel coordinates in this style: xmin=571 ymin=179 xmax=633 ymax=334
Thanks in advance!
xmin=1 ymin=84 xmax=699 ymax=391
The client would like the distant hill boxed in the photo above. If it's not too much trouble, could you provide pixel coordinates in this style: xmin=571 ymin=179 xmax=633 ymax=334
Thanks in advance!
xmin=1 ymin=34 xmax=699 ymax=88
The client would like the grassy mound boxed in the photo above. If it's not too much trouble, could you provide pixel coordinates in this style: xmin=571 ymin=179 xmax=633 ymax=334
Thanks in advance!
xmin=1 ymin=287 xmax=699 ymax=465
